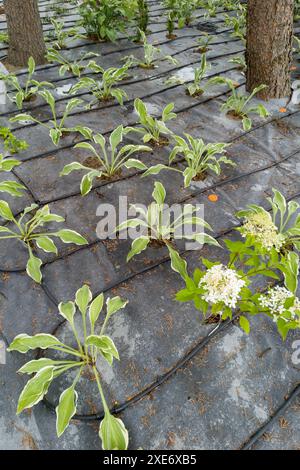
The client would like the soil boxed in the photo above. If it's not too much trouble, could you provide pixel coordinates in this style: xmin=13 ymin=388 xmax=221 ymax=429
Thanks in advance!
xmin=227 ymin=110 xmax=243 ymax=121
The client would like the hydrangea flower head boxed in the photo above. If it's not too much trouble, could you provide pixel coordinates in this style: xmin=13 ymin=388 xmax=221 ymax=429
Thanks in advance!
xmin=241 ymin=210 xmax=285 ymax=251
xmin=259 ymin=286 xmax=300 ymax=323
xmin=199 ymin=264 xmax=246 ymax=309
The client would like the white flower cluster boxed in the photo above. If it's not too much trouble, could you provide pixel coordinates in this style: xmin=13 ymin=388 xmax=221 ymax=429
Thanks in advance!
xmin=259 ymin=286 xmax=300 ymax=323
xmin=241 ymin=210 xmax=285 ymax=252
xmin=199 ymin=264 xmax=246 ymax=309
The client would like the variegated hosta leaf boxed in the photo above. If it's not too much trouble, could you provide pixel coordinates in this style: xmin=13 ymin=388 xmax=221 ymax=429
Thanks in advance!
xmin=56 ymin=386 xmax=78 ymax=437
xmin=17 ymin=366 xmax=55 ymax=414
xmin=99 ymin=413 xmax=129 ymax=451
xmin=8 ymin=333 xmax=62 ymax=353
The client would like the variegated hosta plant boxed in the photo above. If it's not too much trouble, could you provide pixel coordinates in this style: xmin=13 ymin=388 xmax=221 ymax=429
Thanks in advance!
xmin=0 ymin=153 xmax=26 ymax=197
xmin=8 ymin=285 xmax=129 ymax=450
xmin=142 ymin=134 xmax=233 ymax=188
xmin=46 ymin=48 xmax=99 ymax=78
xmin=0 ymin=57 xmax=53 ymax=110
xmin=124 ymin=30 xmax=178 ymax=68
xmin=0 ymin=203 xmax=87 ymax=283
xmin=115 ymin=181 xmax=218 ymax=262
xmin=10 ymin=91 xmax=83 ymax=146
xmin=48 ymin=19 xmax=86 ymax=50
xmin=60 ymin=125 xmax=152 ymax=195
xmin=170 ymin=134 xmax=233 ymax=187
xmin=70 ymin=60 xmax=132 ymax=107
xmin=214 ymin=78 xmax=269 ymax=131
xmin=173 ymin=189 xmax=300 ymax=340
xmin=186 ymin=54 xmax=220 ymax=97
xmin=128 ymin=98 xmax=176 ymax=146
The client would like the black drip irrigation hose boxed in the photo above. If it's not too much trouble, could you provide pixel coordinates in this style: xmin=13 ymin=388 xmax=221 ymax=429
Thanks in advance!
xmin=4 ymin=45 xmax=242 ymax=126
xmin=1 ymin=0 xmax=300 ymax=447
xmin=0 ymin=156 xmax=299 ymax=277
xmin=0 ymin=46 xmax=242 ymax=119
xmin=42 ymin=315 xmax=237 ymax=421
xmin=241 ymin=383 xmax=300 ymax=450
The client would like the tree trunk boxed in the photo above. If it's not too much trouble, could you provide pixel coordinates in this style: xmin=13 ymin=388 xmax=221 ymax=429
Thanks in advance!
xmin=246 ymin=0 xmax=293 ymax=100
xmin=4 ymin=0 xmax=46 ymax=66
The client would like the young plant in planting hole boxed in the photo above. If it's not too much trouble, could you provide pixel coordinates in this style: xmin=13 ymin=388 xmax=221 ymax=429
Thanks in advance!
xmin=0 ymin=127 xmax=28 ymax=154
xmin=186 ymin=53 xmax=219 ymax=97
xmin=0 ymin=203 xmax=87 ymax=283
xmin=8 ymin=285 xmax=129 ymax=450
xmin=125 ymin=30 xmax=178 ymax=69
xmin=166 ymin=11 xmax=177 ymax=39
xmin=173 ymin=0 xmax=198 ymax=27
xmin=0 ymin=154 xmax=26 ymax=197
xmin=0 ymin=57 xmax=53 ymax=110
xmin=198 ymin=0 xmax=218 ymax=18
xmin=115 ymin=181 xmax=218 ymax=262
xmin=47 ymin=19 xmax=86 ymax=49
xmin=170 ymin=135 xmax=232 ymax=183
xmin=228 ymin=55 xmax=246 ymax=72
xmin=215 ymin=78 xmax=269 ymax=131
xmin=46 ymin=48 xmax=99 ymax=78
xmin=128 ymin=98 xmax=176 ymax=146
xmin=144 ymin=134 xmax=233 ymax=187
xmin=224 ymin=5 xmax=246 ymax=43
xmin=194 ymin=33 xmax=214 ymax=53
xmin=70 ymin=60 xmax=132 ymax=107
xmin=135 ymin=0 xmax=150 ymax=41
xmin=10 ymin=91 xmax=84 ymax=145
xmin=60 ymin=125 xmax=152 ymax=195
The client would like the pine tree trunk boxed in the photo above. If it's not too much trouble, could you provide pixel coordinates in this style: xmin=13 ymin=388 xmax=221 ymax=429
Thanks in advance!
xmin=246 ymin=0 xmax=293 ymax=100
xmin=4 ymin=0 xmax=46 ymax=66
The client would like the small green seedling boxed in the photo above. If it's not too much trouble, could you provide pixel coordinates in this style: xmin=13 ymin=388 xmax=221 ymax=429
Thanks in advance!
xmin=46 ymin=48 xmax=99 ymax=78
xmin=0 ymin=127 xmax=28 ymax=154
xmin=0 ymin=57 xmax=53 ymax=110
xmin=194 ymin=33 xmax=214 ymax=53
xmin=216 ymin=78 xmax=269 ymax=131
xmin=135 ymin=0 xmax=150 ymax=41
xmin=0 ymin=202 xmax=88 ymax=283
xmin=60 ymin=125 xmax=152 ymax=195
xmin=125 ymin=30 xmax=178 ymax=69
xmin=48 ymin=19 xmax=86 ymax=49
xmin=128 ymin=98 xmax=176 ymax=145
xmin=169 ymin=134 xmax=233 ymax=187
xmin=10 ymin=91 xmax=84 ymax=145
xmin=186 ymin=53 xmax=219 ymax=97
xmin=116 ymin=181 xmax=218 ymax=262
xmin=70 ymin=61 xmax=132 ymax=106
xmin=228 ymin=55 xmax=246 ymax=72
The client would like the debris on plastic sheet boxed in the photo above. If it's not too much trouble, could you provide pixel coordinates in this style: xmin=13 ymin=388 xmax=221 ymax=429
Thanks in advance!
xmin=55 ymin=83 xmax=73 ymax=97
xmin=0 ymin=340 xmax=6 ymax=365
xmin=0 ymin=61 xmax=8 ymax=105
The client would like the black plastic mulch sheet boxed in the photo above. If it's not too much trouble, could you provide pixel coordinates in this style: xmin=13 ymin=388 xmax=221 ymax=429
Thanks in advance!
xmin=0 ymin=0 xmax=299 ymax=450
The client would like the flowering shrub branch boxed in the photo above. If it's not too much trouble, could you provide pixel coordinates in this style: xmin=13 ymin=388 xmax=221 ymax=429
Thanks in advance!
xmin=173 ymin=189 xmax=300 ymax=339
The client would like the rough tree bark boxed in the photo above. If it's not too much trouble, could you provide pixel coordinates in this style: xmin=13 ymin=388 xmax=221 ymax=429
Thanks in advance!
xmin=246 ymin=0 xmax=294 ymax=100
xmin=4 ymin=0 xmax=46 ymax=66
